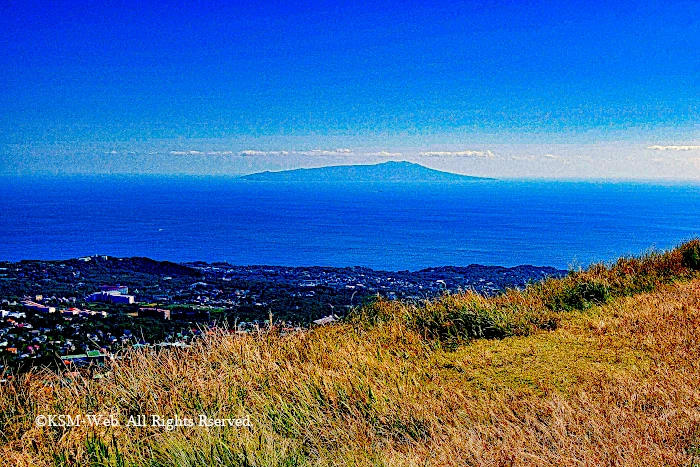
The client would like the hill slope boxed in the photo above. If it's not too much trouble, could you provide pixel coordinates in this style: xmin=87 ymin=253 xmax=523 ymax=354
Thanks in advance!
xmin=240 ymin=160 xmax=492 ymax=182
xmin=4 ymin=241 xmax=700 ymax=466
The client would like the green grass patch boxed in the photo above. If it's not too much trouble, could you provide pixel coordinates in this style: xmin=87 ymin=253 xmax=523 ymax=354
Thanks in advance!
xmin=350 ymin=239 xmax=700 ymax=345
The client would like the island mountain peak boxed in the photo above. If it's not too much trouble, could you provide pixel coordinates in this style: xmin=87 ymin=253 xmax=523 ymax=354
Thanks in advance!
xmin=240 ymin=161 xmax=492 ymax=182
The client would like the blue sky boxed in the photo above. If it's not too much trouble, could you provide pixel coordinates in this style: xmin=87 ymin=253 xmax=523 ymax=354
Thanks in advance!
xmin=1 ymin=0 xmax=699 ymax=178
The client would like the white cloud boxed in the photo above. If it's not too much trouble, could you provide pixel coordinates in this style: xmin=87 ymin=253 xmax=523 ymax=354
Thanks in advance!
xmin=510 ymin=155 xmax=538 ymax=161
xmin=509 ymin=153 xmax=571 ymax=164
xmin=419 ymin=150 xmax=495 ymax=157
xmin=238 ymin=148 xmax=355 ymax=157
xmin=169 ymin=150 xmax=235 ymax=156
xmin=165 ymin=148 xmax=421 ymax=159
xmin=297 ymin=148 xmax=354 ymax=156
xmin=363 ymin=151 xmax=403 ymax=157
xmin=238 ymin=150 xmax=290 ymax=157
xmin=647 ymin=145 xmax=700 ymax=151
xmin=170 ymin=150 xmax=204 ymax=155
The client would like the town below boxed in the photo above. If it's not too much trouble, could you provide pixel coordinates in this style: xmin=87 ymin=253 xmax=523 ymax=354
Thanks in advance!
xmin=0 ymin=255 xmax=565 ymax=374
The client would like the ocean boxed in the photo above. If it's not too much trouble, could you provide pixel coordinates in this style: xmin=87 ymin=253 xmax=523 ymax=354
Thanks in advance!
xmin=1 ymin=176 xmax=699 ymax=270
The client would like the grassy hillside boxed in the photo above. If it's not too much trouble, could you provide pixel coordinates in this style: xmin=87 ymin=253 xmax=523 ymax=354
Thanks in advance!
xmin=3 ymin=241 xmax=700 ymax=466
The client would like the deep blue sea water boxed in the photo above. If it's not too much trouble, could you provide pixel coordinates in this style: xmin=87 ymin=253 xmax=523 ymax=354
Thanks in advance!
xmin=1 ymin=176 xmax=699 ymax=270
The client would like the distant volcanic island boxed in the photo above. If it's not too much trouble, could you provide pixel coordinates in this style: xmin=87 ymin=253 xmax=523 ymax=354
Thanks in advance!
xmin=239 ymin=161 xmax=493 ymax=182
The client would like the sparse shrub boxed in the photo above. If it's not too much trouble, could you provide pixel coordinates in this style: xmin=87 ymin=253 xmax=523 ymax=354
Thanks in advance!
xmin=411 ymin=294 xmax=508 ymax=343
xmin=350 ymin=290 xmax=559 ymax=346
xmin=681 ymin=240 xmax=700 ymax=271
xmin=350 ymin=239 xmax=700 ymax=344
xmin=558 ymin=280 xmax=611 ymax=310
xmin=348 ymin=296 xmax=405 ymax=327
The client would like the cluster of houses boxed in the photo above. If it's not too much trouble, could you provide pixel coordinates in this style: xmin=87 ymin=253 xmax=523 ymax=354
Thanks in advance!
xmin=187 ymin=263 xmax=453 ymax=301
xmin=22 ymin=297 xmax=109 ymax=317
xmin=0 ymin=287 xmax=139 ymax=370
xmin=0 ymin=298 xmax=122 ymax=366
xmin=137 ymin=307 xmax=211 ymax=321
xmin=0 ymin=284 xmax=304 ymax=375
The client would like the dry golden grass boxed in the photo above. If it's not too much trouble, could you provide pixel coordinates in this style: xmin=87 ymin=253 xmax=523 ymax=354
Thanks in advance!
xmin=3 ymin=242 xmax=700 ymax=466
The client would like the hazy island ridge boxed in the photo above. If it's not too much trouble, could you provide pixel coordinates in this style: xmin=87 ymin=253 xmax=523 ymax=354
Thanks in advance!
xmin=240 ymin=160 xmax=493 ymax=182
